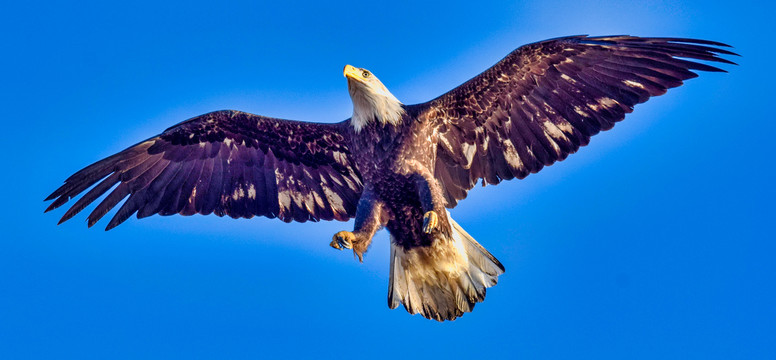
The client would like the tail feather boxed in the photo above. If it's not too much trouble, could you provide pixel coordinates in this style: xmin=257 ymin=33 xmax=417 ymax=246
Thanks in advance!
xmin=388 ymin=212 xmax=505 ymax=321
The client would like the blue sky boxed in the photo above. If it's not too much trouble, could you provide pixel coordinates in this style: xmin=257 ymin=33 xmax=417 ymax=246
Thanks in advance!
xmin=2 ymin=0 xmax=774 ymax=358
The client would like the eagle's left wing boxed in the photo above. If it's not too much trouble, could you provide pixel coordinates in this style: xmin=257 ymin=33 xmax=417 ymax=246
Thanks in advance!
xmin=45 ymin=110 xmax=363 ymax=229
xmin=412 ymin=35 xmax=736 ymax=207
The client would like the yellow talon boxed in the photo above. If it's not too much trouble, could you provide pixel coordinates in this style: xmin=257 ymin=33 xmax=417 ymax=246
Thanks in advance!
xmin=330 ymin=231 xmax=355 ymax=250
xmin=422 ymin=211 xmax=438 ymax=234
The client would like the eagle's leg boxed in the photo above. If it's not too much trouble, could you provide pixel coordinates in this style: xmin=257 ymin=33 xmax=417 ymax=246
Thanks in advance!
xmin=330 ymin=185 xmax=386 ymax=262
xmin=408 ymin=165 xmax=447 ymax=235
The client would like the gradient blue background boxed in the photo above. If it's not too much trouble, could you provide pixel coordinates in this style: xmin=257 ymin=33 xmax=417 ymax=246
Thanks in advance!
xmin=2 ymin=0 xmax=773 ymax=358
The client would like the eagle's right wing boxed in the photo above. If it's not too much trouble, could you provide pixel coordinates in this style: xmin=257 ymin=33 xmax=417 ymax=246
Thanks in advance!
xmin=413 ymin=35 xmax=736 ymax=207
xmin=45 ymin=110 xmax=363 ymax=229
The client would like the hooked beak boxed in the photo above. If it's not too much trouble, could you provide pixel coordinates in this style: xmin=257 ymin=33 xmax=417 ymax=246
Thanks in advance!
xmin=343 ymin=64 xmax=361 ymax=81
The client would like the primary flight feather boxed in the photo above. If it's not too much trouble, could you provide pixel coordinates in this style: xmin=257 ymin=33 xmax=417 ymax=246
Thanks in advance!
xmin=45 ymin=35 xmax=736 ymax=321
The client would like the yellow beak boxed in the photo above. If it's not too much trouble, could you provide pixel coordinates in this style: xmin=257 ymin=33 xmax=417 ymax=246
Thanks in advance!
xmin=343 ymin=64 xmax=360 ymax=80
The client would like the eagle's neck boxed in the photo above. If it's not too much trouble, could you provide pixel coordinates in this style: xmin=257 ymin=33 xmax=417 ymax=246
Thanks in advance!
xmin=349 ymin=85 xmax=404 ymax=133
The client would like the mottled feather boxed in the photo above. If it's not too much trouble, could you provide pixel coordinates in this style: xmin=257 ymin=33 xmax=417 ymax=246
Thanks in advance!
xmin=413 ymin=35 xmax=737 ymax=207
xmin=45 ymin=110 xmax=363 ymax=229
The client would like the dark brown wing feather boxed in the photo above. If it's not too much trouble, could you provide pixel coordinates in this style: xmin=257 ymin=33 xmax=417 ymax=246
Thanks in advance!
xmin=413 ymin=35 xmax=737 ymax=207
xmin=45 ymin=110 xmax=363 ymax=229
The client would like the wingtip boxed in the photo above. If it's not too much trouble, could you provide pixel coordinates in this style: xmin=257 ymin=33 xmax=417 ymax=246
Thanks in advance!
xmin=676 ymin=38 xmax=735 ymax=48
xmin=57 ymin=210 xmax=79 ymax=225
xmin=45 ymin=183 xmax=70 ymax=202
xmin=104 ymin=220 xmax=119 ymax=231
xmin=714 ymin=57 xmax=739 ymax=65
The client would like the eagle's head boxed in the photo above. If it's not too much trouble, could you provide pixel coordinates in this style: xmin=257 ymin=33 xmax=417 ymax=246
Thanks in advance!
xmin=344 ymin=64 xmax=404 ymax=133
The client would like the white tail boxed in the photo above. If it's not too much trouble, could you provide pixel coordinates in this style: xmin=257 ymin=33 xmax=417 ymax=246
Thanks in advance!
xmin=387 ymin=212 xmax=505 ymax=321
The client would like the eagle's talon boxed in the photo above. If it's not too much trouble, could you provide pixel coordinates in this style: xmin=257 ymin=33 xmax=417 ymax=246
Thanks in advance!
xmin=331 ymin=231 xmax=355 ymax=250
xmin=329 ymin=238 xmax=342 ymax=250
xmin=422 ymin=211 xmax=438 ymax=234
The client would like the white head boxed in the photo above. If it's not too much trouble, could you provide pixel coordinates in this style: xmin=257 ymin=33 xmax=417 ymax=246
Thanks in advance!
xmin=344 ymin=65 xmax=404 ymax=132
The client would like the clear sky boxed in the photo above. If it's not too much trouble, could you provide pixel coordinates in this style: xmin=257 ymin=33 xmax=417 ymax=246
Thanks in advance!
xmin=1 ymin=0 xmax=773 ymax=358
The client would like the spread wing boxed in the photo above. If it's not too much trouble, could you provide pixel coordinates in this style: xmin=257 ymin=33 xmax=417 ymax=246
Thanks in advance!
xmin=45 ymin=110 xmax=363 ymax=229
xmin=416 ymin=35 xmax=737 ymax=207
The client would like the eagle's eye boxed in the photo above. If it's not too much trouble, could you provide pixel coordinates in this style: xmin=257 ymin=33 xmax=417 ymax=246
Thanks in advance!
xmin=362 ymin=71 xmax=370 ymax=78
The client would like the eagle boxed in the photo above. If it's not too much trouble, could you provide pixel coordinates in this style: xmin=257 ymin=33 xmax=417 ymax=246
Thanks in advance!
xmin=45 ymin=35 xmax=736 ymax=321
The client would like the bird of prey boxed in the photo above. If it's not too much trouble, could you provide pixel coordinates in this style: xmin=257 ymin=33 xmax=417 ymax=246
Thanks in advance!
xmin=45 ymin=35 xmax=736 ymax=321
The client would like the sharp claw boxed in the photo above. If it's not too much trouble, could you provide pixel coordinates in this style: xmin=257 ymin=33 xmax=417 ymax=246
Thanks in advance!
xmin=329 ymin=238 xmax=343 ymax=250
xmin=331 ymin=231 xmax=354 ymax=250
xmin=422 ymin=211 xmax=438 ymax=234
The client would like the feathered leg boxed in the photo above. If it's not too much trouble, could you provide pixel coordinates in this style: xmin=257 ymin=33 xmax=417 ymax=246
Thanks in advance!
xmin=406 ymin=161 xmax=448 ymax=235
xmin=330 ymin=184 xmax=387 ymax=261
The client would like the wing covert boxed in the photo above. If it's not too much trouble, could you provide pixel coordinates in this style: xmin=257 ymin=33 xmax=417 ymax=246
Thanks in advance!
xmin=45 ymin=110 xmax=363 ymax=229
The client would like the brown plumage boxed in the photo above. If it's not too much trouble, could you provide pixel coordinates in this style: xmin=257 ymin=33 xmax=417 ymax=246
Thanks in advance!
xmin=45 ymin=35 xmax=736 ymax=321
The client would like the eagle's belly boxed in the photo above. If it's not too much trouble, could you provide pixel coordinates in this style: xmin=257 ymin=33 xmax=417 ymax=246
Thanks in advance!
xmin=362 ymin=159 xmax=439 ymax=249
xmin=368 ymin=172 xmax=429 ymax=248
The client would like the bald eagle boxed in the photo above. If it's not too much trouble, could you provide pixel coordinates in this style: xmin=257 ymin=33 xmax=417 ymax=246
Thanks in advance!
xmin=45 ymin=35 xmax=736 ymax=321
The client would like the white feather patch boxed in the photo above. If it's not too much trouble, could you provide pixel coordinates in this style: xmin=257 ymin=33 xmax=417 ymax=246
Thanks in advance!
xmin=347 ymin=72 xmax=404 ymax=132
xmin=387 ymin=211 xmax=504 ymax=321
